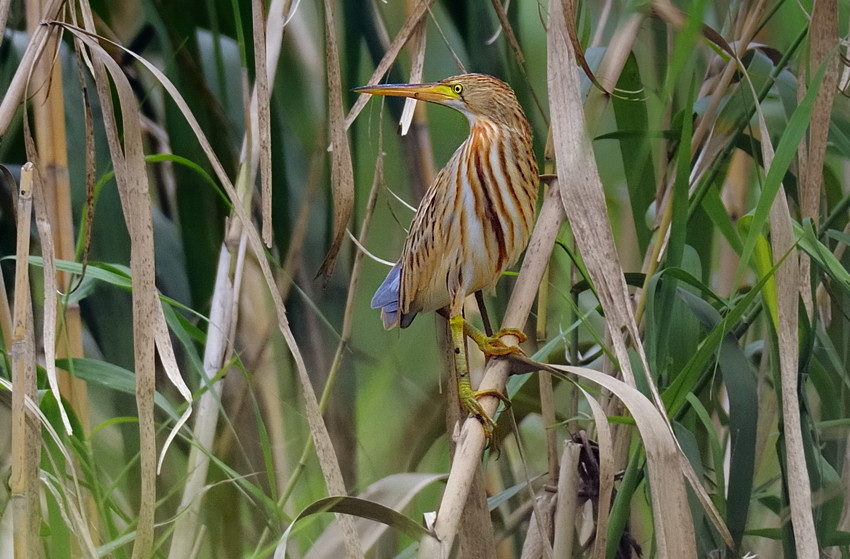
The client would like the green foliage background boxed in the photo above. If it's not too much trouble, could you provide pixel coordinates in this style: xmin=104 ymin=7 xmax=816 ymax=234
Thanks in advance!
xmin=0 ymin=0 xmax=849 ymax=557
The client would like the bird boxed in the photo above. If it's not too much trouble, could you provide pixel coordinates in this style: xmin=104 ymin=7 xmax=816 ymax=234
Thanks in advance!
xmin=357 ymin=73 xmax=538 ymax=440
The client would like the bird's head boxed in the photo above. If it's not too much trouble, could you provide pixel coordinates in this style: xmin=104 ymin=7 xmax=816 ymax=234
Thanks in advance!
xmin=355 ymin=73 xmax=526 ymax=130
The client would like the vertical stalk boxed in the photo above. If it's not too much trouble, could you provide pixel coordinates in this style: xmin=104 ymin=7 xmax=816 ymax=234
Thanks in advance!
xmin=552 ymin=441 xmax=581 ymax=557
xmin=30 ymin=0 xmax=89 ymax=428
xmin=538 ymin=141 xmax=560 ymax=481
xmin=167 ymin=242 xmax=240 ymax=559
xmin=11 ymin=164 xmax=39 ymax=558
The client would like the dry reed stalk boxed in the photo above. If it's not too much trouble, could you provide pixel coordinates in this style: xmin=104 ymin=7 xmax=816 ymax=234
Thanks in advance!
xmin=167 ymin=246 xmax=239 ymax=559
xmin=583 ymin=11 xmax=645 ymax=130
xmin=715 ymin=152 xmax=751 ymax=297
xmin=536 ymin=171 xmax=559 ymax=485
xmin=10 ymin=163 xmax=39 ymax=558
xmin=23 ymin=2 xmax=74 ymax=437
xmin=519 ymin=493 xmax=556 ymax=558
xmin=0 ymin=0 xmax=62 ymax=134
xmin=435 ymin=306 xmax=497 ymax=558
xmin=768 ymin=172 xmax=817 ymax=558
xmin=0 ymin=168 xmax=14 ymax=355
xmin=29 ymin=6 xmax=89 ymax=429
xmin=552 ymin=441 xmax=581 ymax=557
xmin=748 ymin=79 xmax=819 ymax=558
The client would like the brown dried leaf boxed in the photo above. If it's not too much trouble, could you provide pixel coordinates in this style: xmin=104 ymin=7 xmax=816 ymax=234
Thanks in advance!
xmin=316 ymin=0 xmax=355 ymax=282
xmin=253 ymin=0 xmax=273 ymax=247
xmin=85 ymin=37 xmax=159 ymax=559
xmin=32 ymin=168 xmax=73 ymax=432
xmin=799 ymin=0 xmax=839 ymax=317
xmin=548 ymin=0 xmax=647 ymax=393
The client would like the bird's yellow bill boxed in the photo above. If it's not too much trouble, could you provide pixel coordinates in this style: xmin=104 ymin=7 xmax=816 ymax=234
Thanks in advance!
xmin=354 ymin=82 xmax=456 ymax=103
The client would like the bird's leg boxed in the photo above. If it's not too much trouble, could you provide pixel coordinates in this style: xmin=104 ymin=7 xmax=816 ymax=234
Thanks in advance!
xmin=449 ymin=313 xmax=511 ymax=439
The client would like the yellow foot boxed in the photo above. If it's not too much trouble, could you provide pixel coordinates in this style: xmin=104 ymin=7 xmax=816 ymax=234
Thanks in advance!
xmin=467 ymin=327 xmax=527 ymax=357
xmin=459 ymin=383 xmax=511 ymax=439
xmin=449 ymin=313 xmax=515 ymax=446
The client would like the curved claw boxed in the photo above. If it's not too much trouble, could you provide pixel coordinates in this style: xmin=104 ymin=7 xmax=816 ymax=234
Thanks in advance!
xmin=459 ymin=383 xmax=511 ymax=441
xmin=469 ymin=327 xmax=527 ymax=357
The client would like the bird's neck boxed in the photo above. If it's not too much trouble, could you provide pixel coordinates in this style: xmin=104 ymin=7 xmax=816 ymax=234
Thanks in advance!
xmin=468 ymin=119 xmax=496 ymax=142
xmin=468 ymin=116 xmax=528 ymax=143
xmin=465 ymin=119 xmax=529 ymax=158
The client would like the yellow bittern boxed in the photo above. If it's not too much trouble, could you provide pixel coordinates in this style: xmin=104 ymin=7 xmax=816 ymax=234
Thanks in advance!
xmin=359 ymin=73 xmax=538 ymax=439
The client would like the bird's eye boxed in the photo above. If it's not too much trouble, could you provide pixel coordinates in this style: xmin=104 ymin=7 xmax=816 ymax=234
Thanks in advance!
xmin=452 ymin=84 xmax=463 ymax=95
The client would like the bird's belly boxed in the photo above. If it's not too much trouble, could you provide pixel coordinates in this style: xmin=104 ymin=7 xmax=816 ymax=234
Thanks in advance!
xmin=463 ymin=226 xmax=508 ymax=292
xmin=411 ymin=227 xmax=522 ymax=315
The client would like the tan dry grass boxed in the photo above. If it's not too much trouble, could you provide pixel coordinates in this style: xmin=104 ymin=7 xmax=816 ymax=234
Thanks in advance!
xmin=749 ymin=72 xmax=819 ymax=558
xmin=10 ymin=163 xmax=38 ymax=557
xmin=316 ymin=0 xmax=355 ymax=289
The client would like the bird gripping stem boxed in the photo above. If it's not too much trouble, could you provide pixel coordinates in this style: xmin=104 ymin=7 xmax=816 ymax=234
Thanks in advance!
xmin=449 ymin=314 xmax=514 ymax=439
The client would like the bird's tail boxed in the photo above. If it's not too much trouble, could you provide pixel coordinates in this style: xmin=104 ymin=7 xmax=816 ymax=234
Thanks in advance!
xmin=371 ymin=264 xmax=401 ymax=329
